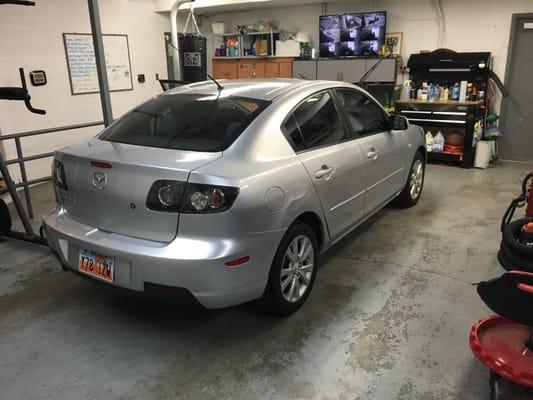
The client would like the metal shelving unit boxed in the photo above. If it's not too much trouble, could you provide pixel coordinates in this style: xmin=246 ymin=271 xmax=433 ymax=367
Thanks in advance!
xmin=213 ymin=30 xmax=279 ymax=58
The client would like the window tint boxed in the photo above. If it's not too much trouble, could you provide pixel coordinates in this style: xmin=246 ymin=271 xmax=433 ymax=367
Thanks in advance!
xmin=282 ymin=114 xmax=307 ymax=152
xmin=287 ymin=91 xmax=348 ymax=151
xmin=336 ymin=90 xmax=389 ymax=136
xmin=99 ymin=94 xmax=270 ymax=152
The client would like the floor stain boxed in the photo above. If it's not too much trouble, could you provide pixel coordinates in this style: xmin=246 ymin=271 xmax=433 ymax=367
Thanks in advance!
xmin=349 ymin=270 xmax=427 ymax=373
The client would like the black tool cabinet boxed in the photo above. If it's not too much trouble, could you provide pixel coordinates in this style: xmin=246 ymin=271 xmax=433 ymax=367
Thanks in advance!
xmin=396 ymin=99 xmax=484 ymax=168
xmin=397 ymin=49 xmax=491 ymax=168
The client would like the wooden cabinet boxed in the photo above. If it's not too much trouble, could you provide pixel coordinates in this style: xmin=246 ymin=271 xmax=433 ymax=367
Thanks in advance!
xmin=265 ymin=62 xmax=279 ymax=77
xmin=238 ymin=61 xmax=265 ymax=79
xmin=278 ymin=62 xmax=292 ymax=78
xmin=265 ymin=62 xmax=292 ymax=78
xmin=212 ymin=60 xmax=238 ymax=79
xmin=213 ymin=57 xmax=293 ymax=80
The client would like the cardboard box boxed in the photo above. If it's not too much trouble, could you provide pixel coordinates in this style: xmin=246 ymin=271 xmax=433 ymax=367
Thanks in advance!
xmin=275 ymin=39 xmax=300 ymax=57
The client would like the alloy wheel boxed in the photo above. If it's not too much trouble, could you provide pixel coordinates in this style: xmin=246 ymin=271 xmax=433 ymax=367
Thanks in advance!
xmin=409 ymin=159 xmax=424 ymax=200
xmin=280 ymin=235 xmax=315 ymax=303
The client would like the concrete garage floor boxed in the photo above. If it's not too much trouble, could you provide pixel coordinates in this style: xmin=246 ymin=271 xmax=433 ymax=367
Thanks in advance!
xmin=2 ymin=162 xmax=533 ymax=400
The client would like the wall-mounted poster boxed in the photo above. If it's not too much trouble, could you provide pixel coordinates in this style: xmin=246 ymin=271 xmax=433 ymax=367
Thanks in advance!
xmin=384 ymin=32 xmax=403 ymax=56
xmin=63 ymin=33 xmax=133 ymax=95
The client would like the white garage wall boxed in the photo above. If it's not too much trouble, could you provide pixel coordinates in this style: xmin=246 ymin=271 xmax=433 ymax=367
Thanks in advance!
xmin=0 ymin=0 xmax=170 ymax=183
xmin=2 ymin=0 xmax=532 ymax=185
xmin=206 ymin=0 xmax=533 ymax=81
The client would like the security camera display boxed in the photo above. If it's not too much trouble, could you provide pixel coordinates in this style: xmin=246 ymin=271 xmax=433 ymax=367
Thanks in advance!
xmin=319 ymin=11 xmax=386 ymax=57
xmin=319 ymin=15 xmax=341 ymax=44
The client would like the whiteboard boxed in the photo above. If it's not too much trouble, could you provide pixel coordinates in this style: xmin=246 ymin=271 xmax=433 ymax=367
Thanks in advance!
xmin=63 ymin=33 xmax=133 ymax=95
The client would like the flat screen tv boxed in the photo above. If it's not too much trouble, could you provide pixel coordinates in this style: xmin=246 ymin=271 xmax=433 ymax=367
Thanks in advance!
xmin=319 ymin=11 xmax=386 ymax=58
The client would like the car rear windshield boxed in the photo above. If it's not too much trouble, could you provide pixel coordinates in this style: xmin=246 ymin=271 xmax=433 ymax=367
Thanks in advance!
xmin=99 ymin=94 xmax=270 ymax=152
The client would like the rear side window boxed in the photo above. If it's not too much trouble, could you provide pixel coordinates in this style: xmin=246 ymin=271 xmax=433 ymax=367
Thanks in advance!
xmin=283 ymin=91 xmax=348 ymax=152
xmin=99 ymin=94 xmax=270 ymax=152
xmin=336 ymin=89 xmax=389 ymax=136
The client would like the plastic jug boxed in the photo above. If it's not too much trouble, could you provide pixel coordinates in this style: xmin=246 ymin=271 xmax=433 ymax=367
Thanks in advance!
xmin=401 ymin=80 xmax=412 ymax=101
xmin=433 ymin=131 xmax=445 ymax=152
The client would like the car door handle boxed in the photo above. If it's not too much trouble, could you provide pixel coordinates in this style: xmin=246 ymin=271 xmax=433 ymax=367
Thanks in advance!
xmin=367 ymin=148 xmax=379 ymax=160
xmin=315 ymin=166 xmax=334 ymax=180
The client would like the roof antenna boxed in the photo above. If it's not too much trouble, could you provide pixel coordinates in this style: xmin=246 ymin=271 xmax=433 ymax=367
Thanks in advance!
xmin=207 ymin=74 xmax=224 ymax=91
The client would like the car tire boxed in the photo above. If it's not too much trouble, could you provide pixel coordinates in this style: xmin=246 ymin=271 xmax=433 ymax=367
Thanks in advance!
xmin=259 ymin=221 xmax=318 ymax=316
xmin=393 ymin=151 xmax=425 ymax=208
xmin=501 ymin=217 xmax=533 ymax=260
xmin=498 ymin=240 xmax=533 ymax=271
xmin=0 ymin=198 xmax=12 ymax=236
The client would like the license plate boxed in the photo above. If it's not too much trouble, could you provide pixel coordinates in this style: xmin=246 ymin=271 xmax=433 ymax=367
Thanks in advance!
xmin=78 ymin=249 xmax=115 ymax=282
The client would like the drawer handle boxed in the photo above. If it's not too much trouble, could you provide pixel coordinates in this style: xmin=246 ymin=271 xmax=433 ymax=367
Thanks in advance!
xmin=433 ymin=111 xmax=467 ymax=116
xmin=408 ymin=118 xmax=466 ymax=124
xmin=400 ymin=110 xmax=432 ymax=114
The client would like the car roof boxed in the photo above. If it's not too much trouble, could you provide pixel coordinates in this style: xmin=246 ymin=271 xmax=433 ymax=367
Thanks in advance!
xmin=163 ymin=79 xmax=350 ymax=101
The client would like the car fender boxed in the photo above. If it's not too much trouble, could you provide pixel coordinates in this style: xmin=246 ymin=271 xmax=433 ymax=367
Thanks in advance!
xmin=189 ymin=155 xmax=327 ymax=239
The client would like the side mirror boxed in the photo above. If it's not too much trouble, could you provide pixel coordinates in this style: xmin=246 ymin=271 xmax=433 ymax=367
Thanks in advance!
xmin=390 ymin=115 xmax=409 ymax=131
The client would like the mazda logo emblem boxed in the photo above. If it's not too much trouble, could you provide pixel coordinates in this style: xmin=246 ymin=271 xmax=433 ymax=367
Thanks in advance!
xmin=92 ymin=172 xmax=108 ymax=190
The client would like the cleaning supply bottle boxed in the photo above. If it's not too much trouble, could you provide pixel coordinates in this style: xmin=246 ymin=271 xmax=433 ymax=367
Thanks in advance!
xmin=443 ymin=85 xmax=450 ymax=101
xmin=384 ymin=92 xmax=391 ymax=109
xmin=452 ymin=82 xmax=460 ymax=100
xmin=420 ymin=82 xmax=429 ymax=101
xmin=433 ymin=131 xmax=445 ymax=152
xmin=434 ymin=85 xmax=440 ymax=101
xmin=425 ymin=131 xmax=433 ymax=152
xmin=471 ymin=85 xmax=478 ymax=101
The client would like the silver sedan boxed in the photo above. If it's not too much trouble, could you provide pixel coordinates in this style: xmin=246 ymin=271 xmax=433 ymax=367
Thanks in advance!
xmin=43 ymin=79 xmax=426 ymax=315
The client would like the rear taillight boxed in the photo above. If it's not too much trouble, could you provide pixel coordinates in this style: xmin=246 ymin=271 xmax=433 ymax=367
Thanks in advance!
xmin=146 ymin=181 xmax=238 ymax=213
xmin=52 ymin=160 xmax=68 ymax=190
xmin=146 ymin=180 xmax=185 ymax=212
xmin=182 ymin=183 xmax=239 ymax=214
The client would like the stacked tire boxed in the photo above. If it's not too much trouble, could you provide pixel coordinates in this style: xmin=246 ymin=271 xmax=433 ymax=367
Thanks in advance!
xmin=498 ymin=217 xmax=533 ymax=272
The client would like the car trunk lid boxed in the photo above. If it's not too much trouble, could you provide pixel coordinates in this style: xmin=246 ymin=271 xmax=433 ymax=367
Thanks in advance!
xmin=57 ymin=138 xmax=221 ymax=242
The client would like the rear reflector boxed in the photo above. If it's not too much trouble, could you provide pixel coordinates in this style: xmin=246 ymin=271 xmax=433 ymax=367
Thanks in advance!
xmin=90 ymin=160 xmax=112 ymax=169
xmin=225 ymin=256 xmax=250 ymax=267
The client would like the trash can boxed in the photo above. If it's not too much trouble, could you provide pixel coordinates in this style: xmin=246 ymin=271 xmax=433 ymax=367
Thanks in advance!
xmin=474 ymin=141 xmax=492 ymax=169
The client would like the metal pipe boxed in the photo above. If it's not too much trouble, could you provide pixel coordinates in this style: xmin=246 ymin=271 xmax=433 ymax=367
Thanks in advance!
xmin=5 ymin=152 xmax=55 ymax=166
xmin=0 ymin=121 xmax=103 ymax=141
xmin=170 ymin=0 xmax=194 ymax=82
xmin=0 ymin=176 xmax=51 ymax=195
xmin=87 ymin=0 xmax=113 ymax=127
xmin=14 ymin=137 xmax=33 ymax=219
xmin=0 ymin=152 xmax=34 ymax=235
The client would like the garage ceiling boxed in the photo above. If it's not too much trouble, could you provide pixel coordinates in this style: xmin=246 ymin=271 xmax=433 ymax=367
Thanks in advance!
xmin=153 ymin=0 xmax=327 ymax=14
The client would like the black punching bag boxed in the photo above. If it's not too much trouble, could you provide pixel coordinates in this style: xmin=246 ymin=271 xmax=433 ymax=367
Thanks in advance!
xmin=179 ymin=33 xmax=207 ymax=83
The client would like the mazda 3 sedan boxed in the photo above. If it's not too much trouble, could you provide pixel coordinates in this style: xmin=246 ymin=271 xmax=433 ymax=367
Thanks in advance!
xmin=43 ymin=79 xmax=426 ymax=315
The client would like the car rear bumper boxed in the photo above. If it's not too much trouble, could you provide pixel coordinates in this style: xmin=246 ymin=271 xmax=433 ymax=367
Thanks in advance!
xmin=43 ymin=206 xmax=285 ymax=309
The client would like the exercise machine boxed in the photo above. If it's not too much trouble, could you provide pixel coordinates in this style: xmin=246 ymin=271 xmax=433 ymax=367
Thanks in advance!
xmin=0 ymin=67 xmax=47 ymax=245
